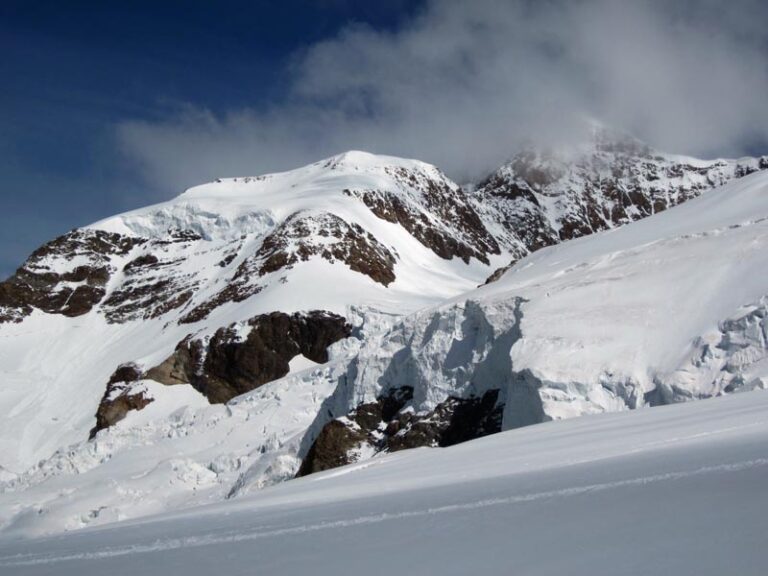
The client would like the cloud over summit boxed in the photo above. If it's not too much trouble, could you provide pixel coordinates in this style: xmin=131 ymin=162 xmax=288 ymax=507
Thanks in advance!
xmin=117 ymin=0 xmax=768 ymax=192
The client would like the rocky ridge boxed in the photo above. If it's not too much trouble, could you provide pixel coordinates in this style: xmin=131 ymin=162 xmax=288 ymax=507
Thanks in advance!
xmin=475 ymin=129 xmax=768 ymax=275
xmin=0 ymin=229 xmax=143 ymax=323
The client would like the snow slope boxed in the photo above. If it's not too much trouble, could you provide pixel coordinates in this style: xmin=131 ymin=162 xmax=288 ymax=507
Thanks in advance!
xmin=0 ymin=335 xmax=365 ymax=537
xmin=0 ymin=151 xmax=508 ymax=475
xmin=0 ymin=389 xmax=766 ymax=575
xmin=492 ymin=167 xmax=768 ymax=410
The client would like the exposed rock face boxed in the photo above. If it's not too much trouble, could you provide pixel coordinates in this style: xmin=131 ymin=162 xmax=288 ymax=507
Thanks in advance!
xmin=177 ymin=274 xmax=261 ymax=325
xmin=477 ymin=130 xmax=768 ymax=281
xmin=150 ymin=311 xmax=352 ymax=403
xmin=297 ymin=387 xmax=503 ymax=476
xmin=0 ymin=229 xmax=144 ymax=323
xmin=89 ymin=310 xmax=353 ymax=436
xmin=256 ymin=212 xmax=397 ymax=284
xmin=180 ymin=212 xmax=396 ymax=324
xmin=386 ymin=389 xmax=503 ymax=450
xmin=483 ymin=261 xmax=515 ymax=285
xmin=101 ymin=232 xmax=204 ymax=323
xmin=89 ymin=364 xmax=152 ymax=439
xmin=344 ymin=165 xmax=500 ymax=265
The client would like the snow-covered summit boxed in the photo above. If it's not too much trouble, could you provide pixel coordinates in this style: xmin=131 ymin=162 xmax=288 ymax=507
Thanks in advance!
xmin=92 ymin=151 xmax=452 ymax=240
xmin=0 ymin=151 xmax=506 ymax=475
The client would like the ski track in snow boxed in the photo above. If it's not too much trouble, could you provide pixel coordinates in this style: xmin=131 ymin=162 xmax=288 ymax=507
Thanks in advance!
xmin=2 ymin=456 xmax=766 ymax=567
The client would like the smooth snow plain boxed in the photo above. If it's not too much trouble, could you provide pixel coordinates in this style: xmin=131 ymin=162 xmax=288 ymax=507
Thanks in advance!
xmin=0 ymin=389 xmax=766 ymax=575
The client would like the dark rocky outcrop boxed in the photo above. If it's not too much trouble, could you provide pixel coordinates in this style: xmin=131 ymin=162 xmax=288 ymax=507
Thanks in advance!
xmin=344 ymin=170 xmax=500 ymax=265
xmin=90 ymin=310 xmax=352 ymax=436
xmin=255 ymin=212 xmax=397 ymax=284
xmin=296 ymin=420 xmax=370 ymax=475
xmin=297 ymin=387 xmax=503 ymax=477
xmin=150 ymin=311 xmax=352 ymax=403
xmin=0 ymin=229 xmax=145 ymax=323
xmin=102 ymin=235 xmax=205 ymax=324
xmin=387 ymin=389 xmax=504 ymax=450
xmin=178 ymin=284 xmax=263 ymax=325
xmin=180 ymin=212 xmax=395 ymax=324
xmin=123 ymin=254 xmax=159 ymax=272
xmin=89 ymin=364 xmax=152 ymax=439
xmin=102 ymin=276 xmax=196 ymax=323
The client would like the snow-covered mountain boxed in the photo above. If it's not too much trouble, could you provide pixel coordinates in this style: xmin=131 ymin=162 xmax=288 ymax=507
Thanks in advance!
xmin=1 ymin=134 xmax=767 ymax=536
xmin=0 ymin=151 xmax=509 ymax=477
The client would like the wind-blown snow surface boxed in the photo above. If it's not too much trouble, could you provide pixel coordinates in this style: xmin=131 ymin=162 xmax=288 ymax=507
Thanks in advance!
xmin=1 ymin=390 xmax=767 ymax=575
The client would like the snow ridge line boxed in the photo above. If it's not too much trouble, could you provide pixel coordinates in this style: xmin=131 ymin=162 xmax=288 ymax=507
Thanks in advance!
xmin=2 ymin=456 xmax=767 ymax=566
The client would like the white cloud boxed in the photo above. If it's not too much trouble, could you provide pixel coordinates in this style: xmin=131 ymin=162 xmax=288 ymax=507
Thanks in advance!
xmin=117 ymin=0 xmax=768 ymax=192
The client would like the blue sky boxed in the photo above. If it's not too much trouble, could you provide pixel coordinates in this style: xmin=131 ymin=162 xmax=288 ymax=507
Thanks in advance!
xmin=2 ymin=0 xmax=767 ymax=280
xmin=0 ymin=0 xmax=423 ymax=278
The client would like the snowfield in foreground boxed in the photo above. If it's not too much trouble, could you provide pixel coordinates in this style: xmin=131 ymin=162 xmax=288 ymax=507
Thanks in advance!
xmin=0 ymin=390 xmax=766 ymax=576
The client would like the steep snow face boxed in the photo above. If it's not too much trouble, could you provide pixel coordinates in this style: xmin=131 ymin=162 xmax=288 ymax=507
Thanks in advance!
xmin=329 ymin=298 xmax=524 ymax=412
xmin=0 ymin=152 xmax=507 ymax=475
xmin=474 ymin=128 xmax=768 ymax=271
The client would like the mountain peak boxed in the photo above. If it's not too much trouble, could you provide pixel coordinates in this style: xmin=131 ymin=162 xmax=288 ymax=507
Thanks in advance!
xmin=320 ymin=150 xmax=434 ymax=171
